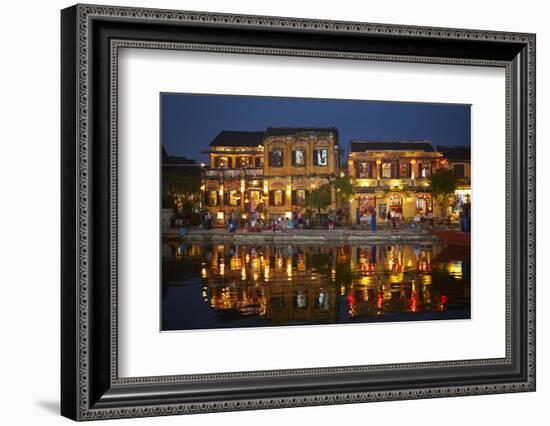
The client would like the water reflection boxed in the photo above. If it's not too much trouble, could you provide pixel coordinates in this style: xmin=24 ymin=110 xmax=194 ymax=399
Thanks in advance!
xmin=162 ymin=242 xmax=470 ymax=331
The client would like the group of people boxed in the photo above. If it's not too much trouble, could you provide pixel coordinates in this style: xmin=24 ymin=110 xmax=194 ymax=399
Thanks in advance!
xmin=272 ymin=209 xmax=306 ymax=233
xmin=356 ymin=209 xmax=379 ymax=232
xmin=200 ymin=207 xmax=437 ymax=234
xmin=354 ymin=208 xmax=435 ymax=231
xmin=243 ymin=210 xmax=265 ymax=232
xmin=413 ymin=210 xmax=435 ymax=228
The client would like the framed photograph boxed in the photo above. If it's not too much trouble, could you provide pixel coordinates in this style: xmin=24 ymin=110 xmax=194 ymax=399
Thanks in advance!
xmin=61 ymin=4 xmax=536 ymax=421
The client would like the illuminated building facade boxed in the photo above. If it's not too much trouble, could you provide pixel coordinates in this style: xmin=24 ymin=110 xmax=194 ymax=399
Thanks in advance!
xmin=201 ymin=127 xmax=340 ymax=222
xmin=347 ymin=140 xmax=445 ymax=219
xmin=436 ymin=145 xmax=472 ymax=212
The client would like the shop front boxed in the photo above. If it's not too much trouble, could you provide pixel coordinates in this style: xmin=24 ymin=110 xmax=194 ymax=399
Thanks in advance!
xmin=415 ymin=193 xmax=433 ymax=215
xmin=388 ymin=194 xmax=403 ymax=215
xmin=357 ymin=195 xmax=376 ymax=214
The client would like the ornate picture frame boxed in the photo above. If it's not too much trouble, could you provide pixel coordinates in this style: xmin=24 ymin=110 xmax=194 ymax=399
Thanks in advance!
xmin=61 ymin=4 xmax=535 ymax=421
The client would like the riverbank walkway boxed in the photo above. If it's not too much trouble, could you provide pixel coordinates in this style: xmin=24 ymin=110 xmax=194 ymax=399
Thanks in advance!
xmin=164 ymin=226 xmax=450 ymax=244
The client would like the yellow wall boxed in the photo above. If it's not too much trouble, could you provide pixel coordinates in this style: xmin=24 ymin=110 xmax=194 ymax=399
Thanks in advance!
xmin=263 ymin=132 xmax=339 ymax=177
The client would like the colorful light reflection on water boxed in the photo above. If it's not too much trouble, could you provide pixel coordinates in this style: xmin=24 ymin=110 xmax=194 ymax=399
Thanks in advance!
xmin=162 ymin=242 xmax=470 ymax=331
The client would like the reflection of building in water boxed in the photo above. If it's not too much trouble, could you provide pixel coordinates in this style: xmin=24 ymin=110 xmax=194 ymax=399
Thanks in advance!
xmin=165 ymin=242 xmax=468 ymax=325
xmin=201 ymin=244 xmax=338 ymax=324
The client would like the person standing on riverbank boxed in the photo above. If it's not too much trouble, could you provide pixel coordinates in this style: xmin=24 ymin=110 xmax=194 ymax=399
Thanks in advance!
xmin=328 ymin=211 xmax=335 ymax=232
xmin=370 ymin=210 xmax=377 ymax=232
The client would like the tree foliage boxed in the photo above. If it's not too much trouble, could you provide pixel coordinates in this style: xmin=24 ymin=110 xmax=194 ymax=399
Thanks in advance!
xmin=304 ymin=184 xmax=332 ymax=214
xmin=332 ymin=175 xmax=355 ymax=206
xmin=332 ymin=175 xmax=356 ymax=223
xmin=162 ymin=171 xmax=201 ymax=209
xmin=427 ymin=168 xmax=460 ymax=217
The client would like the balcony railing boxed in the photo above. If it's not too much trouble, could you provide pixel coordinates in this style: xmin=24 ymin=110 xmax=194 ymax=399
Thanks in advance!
xmin=223 ymin=169 xmax=241 ymax=178
xmin=245 ymin=168 xmax=263 ymax=177
xmin=204 ymin=169 xmax=220 ymax=177
xmin=353 ymin=178 xmax=431 ymax=191
xmin=203 ymin=168 xmax=264 ymax=179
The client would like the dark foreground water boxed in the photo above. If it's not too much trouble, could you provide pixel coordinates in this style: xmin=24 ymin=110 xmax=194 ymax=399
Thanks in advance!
xmin=162 ymin=242 xmax=470 ymax=331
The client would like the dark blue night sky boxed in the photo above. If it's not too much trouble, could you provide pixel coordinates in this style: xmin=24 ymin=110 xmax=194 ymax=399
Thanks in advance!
xmin=161 ymin=93 xmax=470 ymax=163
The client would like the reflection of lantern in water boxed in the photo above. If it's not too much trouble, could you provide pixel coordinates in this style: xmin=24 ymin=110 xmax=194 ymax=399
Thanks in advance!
xmin=347 ymin=294 xmax=356 ymax=317
xmin=318 ymin=292 xmax=329 ymax=311
xmin=410 ymin=282 xmax=418 ymax=312
xmin=377 ymin=288 xmax=383 ymax=310
xmin=410 ymin=291 xmax=418 ymax=312
xmin=296 ymin=292 xmax=307 ymax=309
xmin=440 ymin=294 xmax=448 ymax=311
xmin=359 ymin=276 xmax=374 ymax=286
xmin=389 ymin=273 xmax=403 ymax=284
xmin=230 ymin=256 xmax=241 ymax=271
xmin=447 ymin=262 xmax=463 ymax=278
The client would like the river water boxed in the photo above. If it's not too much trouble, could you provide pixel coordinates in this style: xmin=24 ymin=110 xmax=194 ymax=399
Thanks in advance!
xmin=162 ymin=241 xmax=470 ymax=331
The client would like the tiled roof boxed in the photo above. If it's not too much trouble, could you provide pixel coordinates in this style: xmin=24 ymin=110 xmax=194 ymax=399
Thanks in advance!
xmin=265 ymin=127 xmax=339 ymax=140
xmin=161 ymin=146 xmax=197 ymax=164
xmin=209 ymin=131 xmax=265 ymax=147
xmin=350 ymin=140 xmax=435 ymax=153
xmin=436 ymin=145 xmax=471 ymax=162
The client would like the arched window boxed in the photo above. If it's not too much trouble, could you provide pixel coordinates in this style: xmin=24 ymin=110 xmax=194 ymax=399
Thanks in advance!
xmin=292 ymin=149 xmax=306 ymax=166
xmin=269 ymin=149 xmax=284 ymax=167
xmin=313 ymin=141 xmax=330 ymax=166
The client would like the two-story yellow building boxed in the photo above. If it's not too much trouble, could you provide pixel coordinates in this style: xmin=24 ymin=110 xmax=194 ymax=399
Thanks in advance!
xmin=347 ymin=140 xmax=444 ymax=220
xmin=202 ymin=127 xmax=340 ymax=223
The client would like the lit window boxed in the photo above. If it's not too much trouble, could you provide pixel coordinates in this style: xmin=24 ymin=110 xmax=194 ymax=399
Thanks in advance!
xmin=229 ymin=191 xmax=240 ymax=206
xmin=209 ymin=191 xmax=218 ymax=206
xmin=358 ymin=162 xmax=371 ymax=178
xmin=400 ymin=162 xmax=411 ymax=178
xmin=295 ymin=190 xmax=306 ymax=205
xmin=313 ymin=149 xmax=328 ymax=166
xmin=248 ymin=190 xmax=261 ymax=210
xmin=390 ymin=196 xmax=402 ymax=211
xmin=217 ymin=156 xmax=229 ymax=168
xmin=416 ymin=196 xmax=431 ymax=212
xmin=382 ymin=163 xmax=392 ymax=178
xmin=237 ymin=156 xmax=250 ymax=168
xmin=420 ymin=163 xmax=431 ymax=177
xmin=273 ymin=190 xmax=284 ymax=206
xmin=292 ymin=149 xmax=306 ymax=166
xmin=269 ymin=150 xmax=284 ymax=167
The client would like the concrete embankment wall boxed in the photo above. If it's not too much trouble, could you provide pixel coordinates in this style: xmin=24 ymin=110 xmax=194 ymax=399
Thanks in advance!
xmin=169 ymin=231 xmax=438 ymax=244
